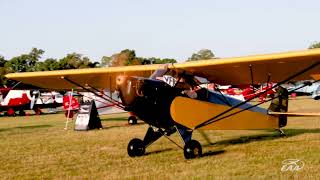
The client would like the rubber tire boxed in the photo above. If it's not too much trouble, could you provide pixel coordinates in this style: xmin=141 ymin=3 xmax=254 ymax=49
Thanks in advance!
xmin=127 ymin=138 xmax=145 ymax=157
xmin=18 ymin=110 xmax=26 ymax=116
xmin=184 ymin=140 xmax=202 ymax=159
xmin=128 ymin=116 xmax=138 ymax=125
xmin=7 ymin=108 xmax=15 ymax=116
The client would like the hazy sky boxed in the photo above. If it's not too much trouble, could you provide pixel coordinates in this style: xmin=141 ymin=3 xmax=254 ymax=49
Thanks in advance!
xmin=1 ymin=0 xmax=320 ymax=62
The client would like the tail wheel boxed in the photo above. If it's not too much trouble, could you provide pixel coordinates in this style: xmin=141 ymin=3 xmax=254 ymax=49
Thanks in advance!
xmin=184 ymin=140 xmax=202 ymax=159
xmin=127 ymin=138 xmax=145 ymax=157
xmin=128 ymin=116 xmax=137 ymax=125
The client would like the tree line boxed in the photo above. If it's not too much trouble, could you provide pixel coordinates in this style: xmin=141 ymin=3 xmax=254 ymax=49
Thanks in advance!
xmin=2 ymin=41 xmax=319 ymax=86
xmin=0 ymin=48 xmax=215 ymax=86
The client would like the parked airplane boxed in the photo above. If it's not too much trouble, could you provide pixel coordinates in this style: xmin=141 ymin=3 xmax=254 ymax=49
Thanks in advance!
xmin=0 ymin=88 xmax=62 ymax=116
xmin=62 ymin=91 xmax=137 ymax=123
xmin=6 ymin=49 xmax=320 ymax=159
xmin=286 ymin=80 xmax=320 ymax=98
xmin=217 ymin=83 xmax=276 ymax=102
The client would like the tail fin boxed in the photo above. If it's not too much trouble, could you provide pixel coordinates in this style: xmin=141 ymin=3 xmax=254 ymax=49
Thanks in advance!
xmin=268 ymin=86 xmax=289 ymax=128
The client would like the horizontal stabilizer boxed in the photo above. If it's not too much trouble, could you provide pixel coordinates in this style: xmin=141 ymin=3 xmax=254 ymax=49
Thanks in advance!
xmin=268 ymin=111 xmax=320 ymax=117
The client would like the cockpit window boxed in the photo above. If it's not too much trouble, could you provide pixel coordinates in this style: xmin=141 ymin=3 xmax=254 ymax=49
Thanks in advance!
xmin=150 ymin=64 xmax=169 ymax=80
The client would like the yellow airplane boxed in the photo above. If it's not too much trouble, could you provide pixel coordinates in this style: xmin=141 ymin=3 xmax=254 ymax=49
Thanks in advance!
xmin=6 ymin=49 xmax=320 ymax=159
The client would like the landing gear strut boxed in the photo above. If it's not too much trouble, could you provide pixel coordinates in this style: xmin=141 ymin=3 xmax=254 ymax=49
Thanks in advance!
xmin=277 ymin=129 xmax=286 ymax=137
xmin=127 ymin=127 xmax=163 ymax=157
xmin=127 ymin=126 xmax=202 ymax=159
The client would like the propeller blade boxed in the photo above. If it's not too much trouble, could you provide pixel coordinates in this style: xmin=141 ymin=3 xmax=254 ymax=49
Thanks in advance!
xmin=30 ymin=94 xmax=36 ymax=109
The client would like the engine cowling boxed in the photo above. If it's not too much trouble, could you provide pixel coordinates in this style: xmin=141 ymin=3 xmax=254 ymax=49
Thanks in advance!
xmin=116 ymin=75 xmax=181 ymax=129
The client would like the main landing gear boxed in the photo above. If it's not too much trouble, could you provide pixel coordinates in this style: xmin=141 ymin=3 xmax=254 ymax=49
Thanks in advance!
xmin=128 ymin=115 xmax=138 ymax=125
xmin=277 ymin=129 xmax=286 ymax=137
xmin=127 ymin=126 xmax=202 ymax=159
xmin=127 ymin=138 xmax=145 ymax=157
xmin=184 ymin=140 xmax=202 ymax=159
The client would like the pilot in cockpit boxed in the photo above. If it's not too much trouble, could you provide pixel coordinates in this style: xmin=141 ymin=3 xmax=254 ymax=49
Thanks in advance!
xmin=150 ymin=64 xmax=200 ymax=99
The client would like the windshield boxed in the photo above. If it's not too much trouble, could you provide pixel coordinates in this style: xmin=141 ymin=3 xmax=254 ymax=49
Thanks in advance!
xmin=150 ymin=64 xmax=169 ymax=79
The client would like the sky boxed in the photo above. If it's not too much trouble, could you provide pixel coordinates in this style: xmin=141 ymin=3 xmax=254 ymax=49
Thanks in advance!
xmin=1 ymin=0 xmax=320 ymax=62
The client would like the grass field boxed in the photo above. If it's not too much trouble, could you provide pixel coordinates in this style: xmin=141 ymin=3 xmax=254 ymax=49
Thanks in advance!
xmin=0 ymin=97 xmax=319 ymax=179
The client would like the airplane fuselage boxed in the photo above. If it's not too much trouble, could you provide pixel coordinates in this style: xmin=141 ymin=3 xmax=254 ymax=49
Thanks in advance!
xmin=116 ymin=76 xmax=182 ymax=130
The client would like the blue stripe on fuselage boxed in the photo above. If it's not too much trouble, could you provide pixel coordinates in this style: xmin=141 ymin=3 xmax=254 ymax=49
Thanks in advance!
xmin=205 ymin=90 xmax=268 ymax=114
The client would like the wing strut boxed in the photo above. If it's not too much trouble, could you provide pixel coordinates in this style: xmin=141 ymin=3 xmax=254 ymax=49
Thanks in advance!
xmin=249 ymin=64 xmax=255 ymax=93
xmin=85 ymin=84 xmax=123 ymax=105
xmin=195 ymin=79 xmax=318 ymax=128
xmin=61 ymin=76 xmax=124 ymax=109
xmin=195 ymin=61 xmax=320 ymax=129
xmin=214 ymin=86 xmax=232 ymax=106
xmin=266 ymin=73 xmax=271 ymax=85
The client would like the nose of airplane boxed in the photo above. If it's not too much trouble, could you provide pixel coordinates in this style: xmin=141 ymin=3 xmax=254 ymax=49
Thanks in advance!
xmin=116 ymin=75 xmax=140 ymax=106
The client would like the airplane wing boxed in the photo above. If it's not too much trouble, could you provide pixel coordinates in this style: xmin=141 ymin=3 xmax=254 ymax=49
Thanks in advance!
xmin=5 ymin=64 xmax=159 ymax=91
xmin=176 ymin=49 xmax=320 ymax=85
xmin=6 ymin=49 xmax=320 ymax=90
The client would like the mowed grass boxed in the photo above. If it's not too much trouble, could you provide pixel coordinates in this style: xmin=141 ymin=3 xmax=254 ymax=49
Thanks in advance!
xmin=0 ymin=97 xmax=319 ymax=179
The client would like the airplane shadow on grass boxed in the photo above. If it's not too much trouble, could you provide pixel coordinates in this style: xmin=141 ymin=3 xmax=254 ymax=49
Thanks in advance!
xmin=100 ymin=117 xmax=127 ymax=122
xmin=101 ymin=122 xmax=145 ymax=130
xmin=0 ymin=111 xmax=72 ymax=118
xmin=0 ymin=124 xmax=53 ymax=133
xmin=144 ymin=147 xmax=225 ymax=157
xmin=204 ymin=128 xmax=320 ymax=147
xmin=125 ymin=129 xmax=320 ymax=158
xmin=102 ymin=125 xmax=126 ymax=130
xmin=145 ymin=148 xmax=174 ymax=156
xmin=194 ymin=128 xmax=320 ymax=158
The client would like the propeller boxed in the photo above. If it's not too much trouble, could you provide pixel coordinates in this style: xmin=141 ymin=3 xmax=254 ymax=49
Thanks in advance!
xmin=30 ymin=90 xmax=39 ymax=109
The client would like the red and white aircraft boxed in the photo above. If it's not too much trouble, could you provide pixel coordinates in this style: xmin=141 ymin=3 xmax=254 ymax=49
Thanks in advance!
xmin=0 ymin=88 xmax=63 ymax=116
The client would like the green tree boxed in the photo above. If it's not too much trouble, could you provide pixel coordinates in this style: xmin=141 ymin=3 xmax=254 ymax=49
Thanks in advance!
xmin=58 ymin=53 xmax=82 ymax=69
xmin=35 ymin=58 xmax=60 ymax=71
xmin=100 ymin=56 xmax=112 ymax=67
xmin=5 ymin=48 xmax=44 ymax=72
xmin=0 ymin=56 xmax=9 ymax=85
xmin=29 ymin=48 xmax=45 ymax=68
xmin=309 ymin=42 xmax=320 ymax=49
xmin=139 ymin=57 xmax=177 ymax=64
xmin=102 ymin=49 xmax=177 ymax=66
xmin=77 ymin=56 xmax=99 ymax=68
xmin=0 ymin=56 xmax=7 ymax=67
xmin=58 ymin=53 xmax=99 ymax=69
xmin=109 ymin=49 xmax=141 ymax=67
xmin=5 ymin=54 xmax=30 ymax=72
xmin=0 ymin=67 xmax=10 ymax=85
xmin=155 ymin=58 xmax=177 ymax=64
xmin=187 ymin=49 xmax=215 ymax=61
